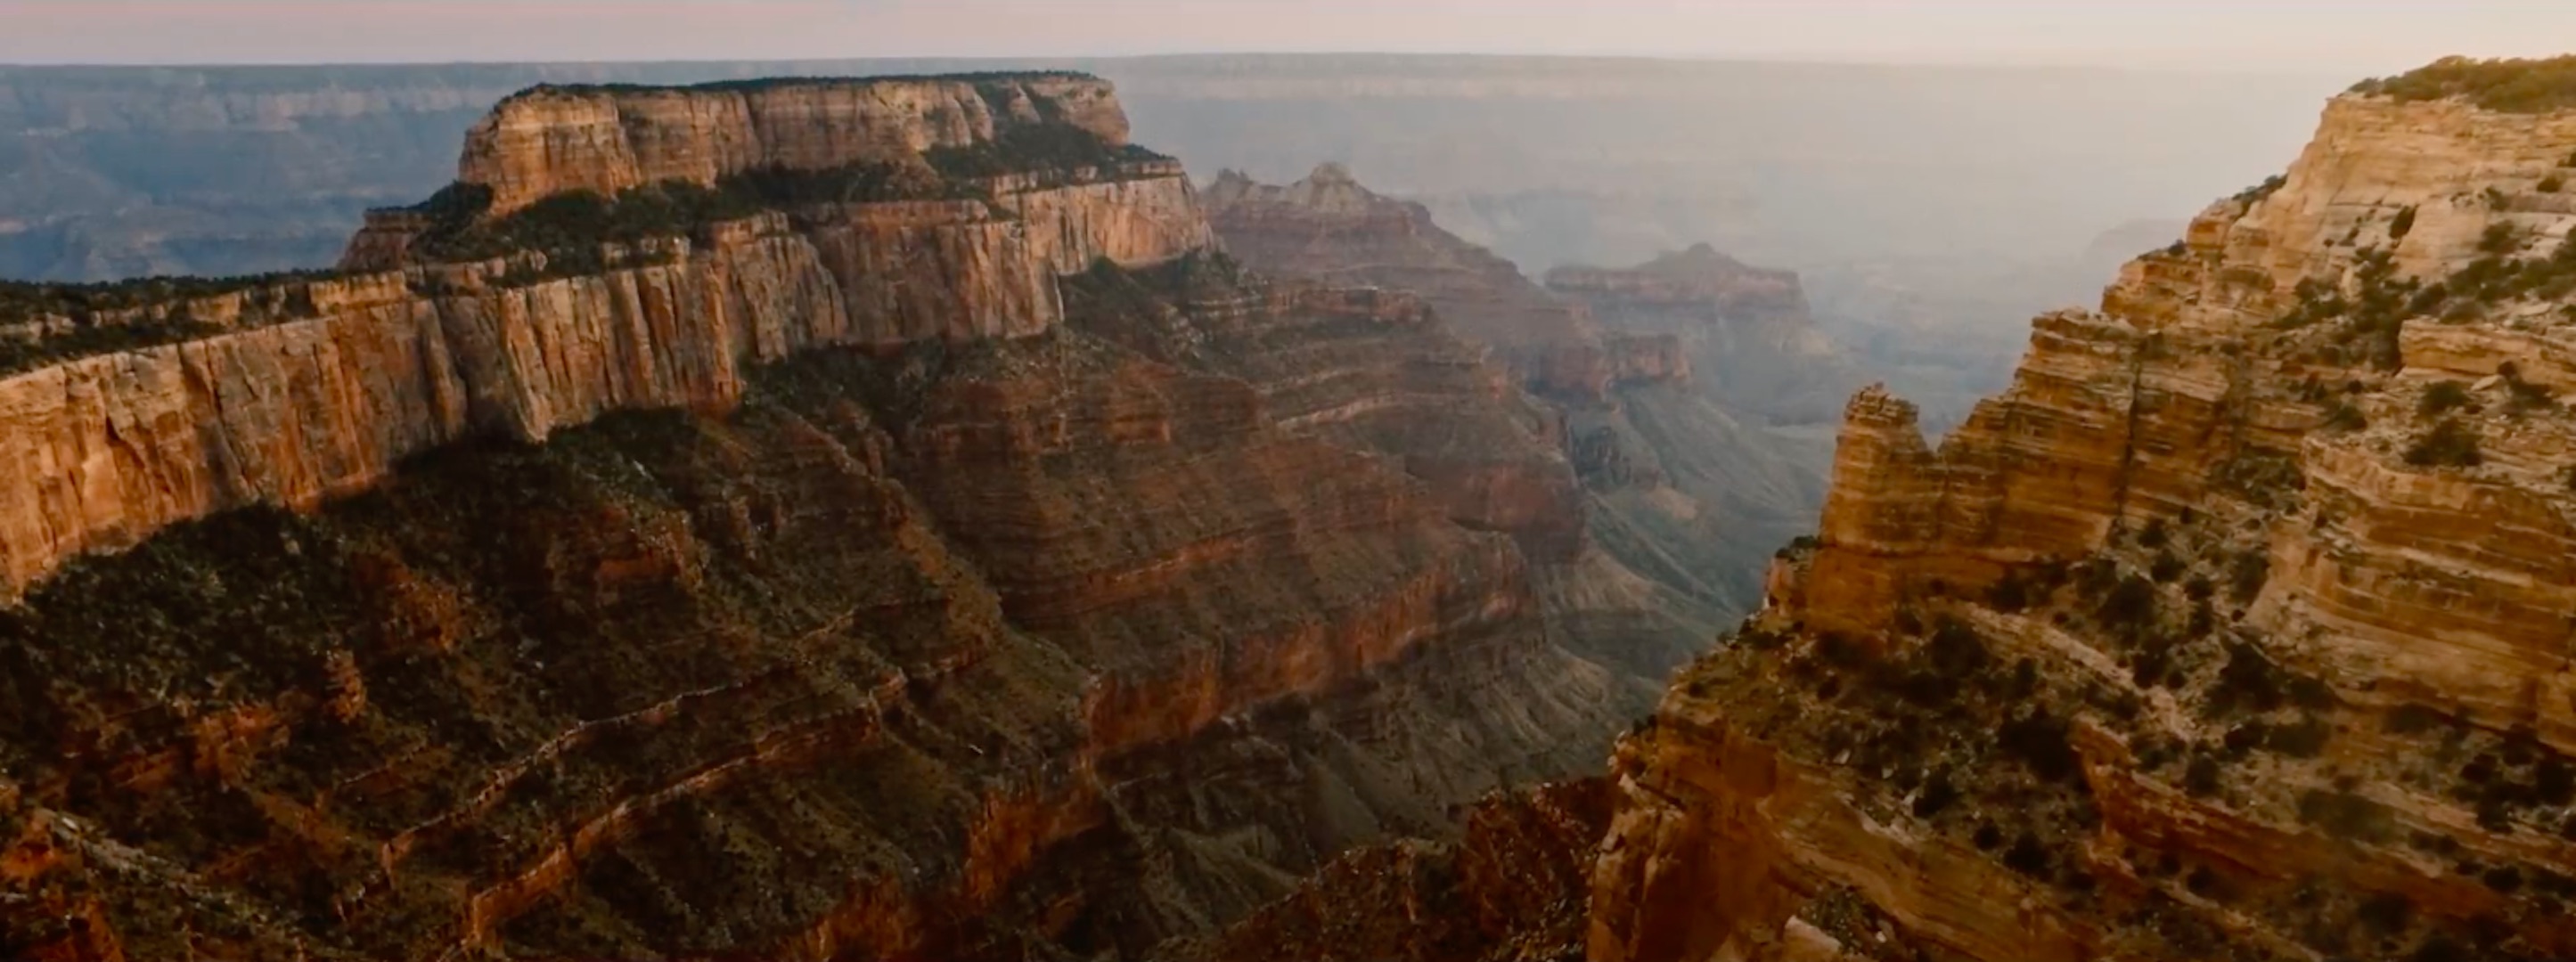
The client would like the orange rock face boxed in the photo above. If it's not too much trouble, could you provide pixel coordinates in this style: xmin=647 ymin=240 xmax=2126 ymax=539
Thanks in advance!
xmin=455 ymin=74 xmax=1133 ymax=216
xmin=1203 ymin=166 xmax=1799 ymax=678
xmin=0 ymin=77 xmax=1215 ymax=603
xmin=1587 ymin=76 xmax=2576 ymax=962
xmin=0 ymin=72 xmax=1648 ymax=962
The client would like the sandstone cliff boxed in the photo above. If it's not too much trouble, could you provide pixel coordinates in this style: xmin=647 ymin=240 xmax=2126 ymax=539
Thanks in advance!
xmin=0 ymin=75 xmax=1214 ymax=603
xmin=1588 ymin=60 xmax=2576 ymax=962
xmin=0 ymin=73 xmax=1663 ymax=962
xmin=454 ymin=75 xmax=1132 ymax=216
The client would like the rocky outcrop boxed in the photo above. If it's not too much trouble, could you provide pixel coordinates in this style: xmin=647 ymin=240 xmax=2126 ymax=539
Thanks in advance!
xmin=0 ymin=334 xmax=1634 ymax=959
xmin=0 ymin=75 xmax=1217 ymax=602
xmin=1168 ymin=779 xmax=1612 ymax=962
xmin=455 ymin=75 xmax=1133 ymax=216
xmin=1204 ymin=164 xmax=1653 ymax=402
xmin=1588 ymin=64 xmax=2576 ymax=962
xmin=1200 ymin=167 xmax=1825 ymax=676
xmin=1547 ymin=244 xmax=1860 ymax=426
xmin=0 ymin=71 xmax=1659 ymax=962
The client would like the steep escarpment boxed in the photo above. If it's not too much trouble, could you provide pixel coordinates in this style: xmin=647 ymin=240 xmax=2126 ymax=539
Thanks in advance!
xmin=1547 ymin=244 xmax=1863 ymax=426
xmin=0 ymin=75 xmax=1214 ymax=603
xmin=1589 ymin=61 xmax=2576 ymax=962
xmin=1205 ymin=165 xmax=1827 ymax=648
xmin=0 ymin=75 xmax=1642 ymax=961
xmin=453 ymin=75 xmax=1133 ymax=216
xmin=1203 ymin=164 xmax=1663 ymax=403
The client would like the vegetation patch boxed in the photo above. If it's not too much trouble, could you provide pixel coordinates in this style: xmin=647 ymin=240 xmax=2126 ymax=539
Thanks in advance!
xmin=0 ymin=273 xmax=333 ymax=376
xmin=2404 ymin=418 xmax=2485 ymax=469
xmin=2350 ymin=55 xmax=2576 ymax=113
xmin=2417 ymin=380 xmax=2474 ymax=418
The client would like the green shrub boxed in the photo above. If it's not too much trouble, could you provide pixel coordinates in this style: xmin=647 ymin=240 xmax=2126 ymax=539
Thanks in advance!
xmin=2544 ymin=175 xmax=2568 ymax=193
xmin=1987 ymin=573 xmax=2034 ymax=612
xmin=2097 ymin=574 xmax=2158 ymax=629
xmin=2228 ymin=550 xmax=2271 ymax=604
xmin=2418 ymin=379 xmax=2474 ymax=417
xmin=2504 ymin=367 xmax=2558 ymax=414
xmin=2297 ymin=787 xmax=2396 ymax=842
xmin=2000 ymin=708 xmax=2081 ymax=783
xmin=2323 ymin=402 xmax=2369 ymax=432
xmin=1927 ymin=618 xmax=1991 ymax=678
xmin=2357 ymin=893 xmax=2414 ymax=935
xmin=2386 ymin=703 xmax=2448 ymax=736
xmin=2267 ymin=716 xmax=2334 ymax=757
xmin=2233 ymin=175 xmax=2288 ymax=204
xmin=0 ymin=271 xmax=339 ymax=375
xmin=2390 ymin=205 xmax=2418 ymax=240
xmin=2209 ymin=641 xmax=2287 ymax=716
xmin=2184 ymin=754 xmax=2224 ymax=796
xmin=2479 ymin=222 xmax=2525 ymax=255
xmin=2404 ymin=418 xmax=2485 ymax=468
xmin=1910 ymin=770 xmax=1962 ymax=818
xmin=2002 ymin=833 xmax=2053 ymax=876
xmin=2351 ymin=56 xmax=2576 ymax=113
xmin=408 ymin=161 xmax=974 ymax=265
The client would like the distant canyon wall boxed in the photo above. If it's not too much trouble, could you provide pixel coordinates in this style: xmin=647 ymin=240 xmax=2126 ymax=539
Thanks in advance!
xmin=0 ymin=78 xmax=1213 ymax=601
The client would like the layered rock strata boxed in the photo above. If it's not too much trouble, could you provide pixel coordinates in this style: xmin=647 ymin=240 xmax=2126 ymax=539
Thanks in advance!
xmin=1589 ymin=67 xmax=2576 ymax=962
xmin=1165 ymin=779 xmax=1613 ymax=962
xmin=454 ymin=75 xmax=1133 ymax=216
xmin=0 ymin=77 xmax=1213 ymax=602
xmin=0 ymin=73 xmax=1651 ymax=962
xmin=1205 ymin=165 xmax=1831 ymax=666
xmin=1203 ymin=163 xmax=1669 ymax=402
xmin=1546 ymin=244 xmax=1862 ymax=426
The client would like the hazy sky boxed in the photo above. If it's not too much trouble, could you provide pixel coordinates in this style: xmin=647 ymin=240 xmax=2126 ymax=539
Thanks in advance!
xmin=3 ymin=0 xmax=2571 ymax=71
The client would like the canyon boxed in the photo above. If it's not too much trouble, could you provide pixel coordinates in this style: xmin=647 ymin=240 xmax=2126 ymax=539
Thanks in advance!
xmin=0 ymin=56 xmax=2346 ymax=443
xmin=11 ymin=49 xmax=2576 ymax=962
xmin=1204 ymin=164 xmax=1833 ymax=626
xmin=1188 ymin=56 xmax=2576 ymax=962
xmin=0 ymin=73 xmax=1665 ymax=960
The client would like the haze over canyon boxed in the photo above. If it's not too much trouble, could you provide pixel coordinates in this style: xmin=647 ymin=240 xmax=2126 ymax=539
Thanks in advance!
xmin=3 ymin=12 xmax=2575 ymax=962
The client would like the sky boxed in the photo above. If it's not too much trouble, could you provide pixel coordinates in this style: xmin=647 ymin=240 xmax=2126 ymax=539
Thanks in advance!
xmin=1 ymin=0 xmax=2571 ymax=72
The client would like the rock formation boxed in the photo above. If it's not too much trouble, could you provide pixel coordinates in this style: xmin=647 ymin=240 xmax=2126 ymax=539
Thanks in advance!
xmin=454 ymin=75 xmax=1133 ymax=217
xmin=1589 ymin=59 xmax=2576 ymax=962
xmin=0 ymin=73 xmax=1646 ymax=961
xmin=1205 ymin=165 xmax=1831 ymax=648
xmin=1547 ymin=244 xmax=1863 ymax=426
xmin=1168 ymin=55 xmax=2576 ymax=962
xmin=0 ymin=74 xmax=1218 ymax=603
xmin=1203 ymin=164 xmax=1667 ymax=402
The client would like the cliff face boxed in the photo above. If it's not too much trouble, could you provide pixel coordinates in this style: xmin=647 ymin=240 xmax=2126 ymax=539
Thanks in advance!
xmin=1204 ymin=164 xmax=1661 ymax=402
xmin=1205 ymin=166 xmax=1834 ymax=642
xmin=0 ymin=75 xmax=1647 ymax=962
xmin=456 ymin=76 xmax=1133 ymax=216
xmin=1203 ymin=165 xmax=1839 ymax=673
xmin=1546 ymin=244 xmax=1862 ymax=426
xmin=1590 ymin=75 xmax=2576 ymax=962
xmin=0 ymin=77 xmax=1215 ymax=603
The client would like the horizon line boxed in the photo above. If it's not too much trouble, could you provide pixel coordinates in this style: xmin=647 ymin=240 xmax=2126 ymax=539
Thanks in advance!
xmin=0 ymin=48 xmax=2379 ymax=78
